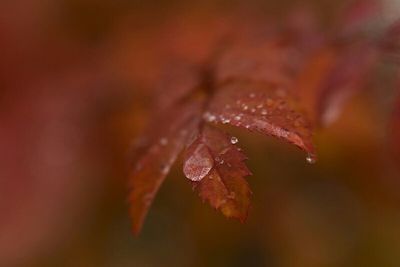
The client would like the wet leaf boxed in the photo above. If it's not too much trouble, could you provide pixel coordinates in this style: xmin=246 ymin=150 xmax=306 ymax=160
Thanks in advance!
xmin=183 ymin=125 xmax=252 ymax=221
xmin=183 ymin=141 xmax=214 ymax=182
xmin=206 ymin=81 xmax=316 ymax=160
xmin=128 ymin=99 xmax=203 ymax=234
xmin=126 ymin=4 xmax=400 ymax=234
xmin=206 ymin=38 xmax=317 ymax=159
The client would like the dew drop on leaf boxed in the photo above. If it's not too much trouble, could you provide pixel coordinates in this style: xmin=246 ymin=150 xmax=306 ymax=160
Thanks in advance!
xmin=230 ymin=136 xmax=239 ymax=144
xmin=203 ymin=112 xmax=216 ymax=122
xmin=215 ymin=156 xmax=224 ymax=164
xmin=306 ymin=154 xmax=316 ymax=164
xmin=184 ymin=143 xmax=214 ymax=182
xmin=223 ymin=119 xmax=230 ymax=124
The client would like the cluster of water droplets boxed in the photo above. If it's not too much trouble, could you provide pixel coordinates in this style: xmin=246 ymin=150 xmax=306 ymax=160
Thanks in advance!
xmin=203 ymin=111 xmax=217 ymax=122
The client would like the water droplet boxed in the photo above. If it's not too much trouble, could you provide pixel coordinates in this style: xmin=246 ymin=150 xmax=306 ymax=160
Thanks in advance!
xmin=257 ymin=104 xmax=263 ymax=109
xmin=251 ymin=108 xmax=256 ymax=113
xmin=160 ymin=164 xmax=169 ymax=174
xmin=215 ymin=157 xmax=224 ymax=164
xmin=279 ymin=128 xmax=289 ymax=138
xmin=234 ymin=115 xmax=241 ymax=121
xmin=159 ymin=138 xmax=168 ymax=146
xmin=306 ymin=154 xmax=316 ymax=164
xmin=230 ymin=136 xmax=239 ymax=144
xmin=261 ymin=109 xmax=268 ymax=115
xmin=242 ymin=105 xmax=248 ymax=111
xmin=183 ymin=144 xmax=214 ymax=181
xmin=203 ymin=112 xmax=216 ymax=122
xmin=222 ymin=118 xmax=231 ymax=124
xmin=249 ymin=93 xmax=256 ymax=98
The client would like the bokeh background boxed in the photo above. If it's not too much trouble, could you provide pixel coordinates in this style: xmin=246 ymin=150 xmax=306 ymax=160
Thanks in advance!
xmin=1 ymin=0 xmax=400 ymax=266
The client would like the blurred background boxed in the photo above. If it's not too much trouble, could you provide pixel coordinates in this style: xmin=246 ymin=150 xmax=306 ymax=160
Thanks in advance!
xmin=1 ymin=0 xmax=400 ymax=266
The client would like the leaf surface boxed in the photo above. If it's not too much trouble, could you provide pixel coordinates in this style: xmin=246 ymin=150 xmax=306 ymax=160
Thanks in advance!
xmin=183 ymin=125 xmax=252 ymax=221
xmin=129 ymin=99 xmax=203 ymax=234
xmin=205 ymin=39 xmax=317 ymax=160
xmin=205 ymin=81 xmax=316 ymax=160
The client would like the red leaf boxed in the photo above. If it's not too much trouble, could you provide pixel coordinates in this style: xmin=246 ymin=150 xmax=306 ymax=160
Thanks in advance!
xmin=183 ymin=125 xmax=252 ymax=221
xmin=154 ymin=61 xmax=203 ymax=111
xmin=214 ymin=40 xmax=299 ymax=87
xmin=128 ymin=99 xmax=203 ymax=234
xmin=205 ymin=38 xmax=317 ymax=161
xmin=205 ymin=81 xmax=316 ymax=161
xmin=317 ymin=42 xmax=378 ymax=125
